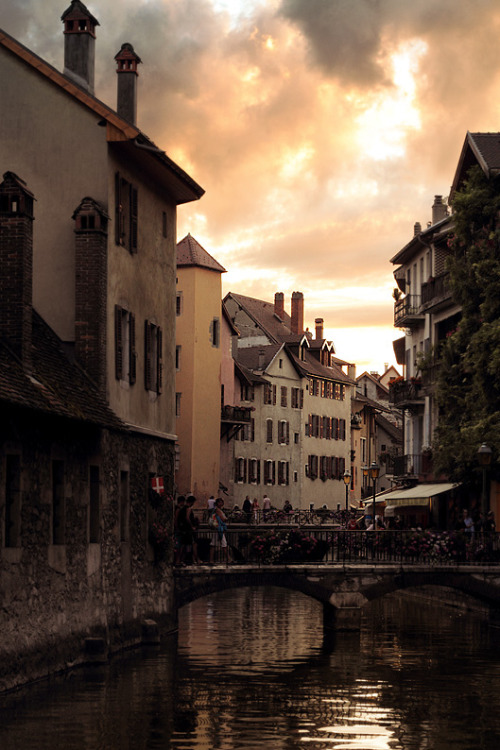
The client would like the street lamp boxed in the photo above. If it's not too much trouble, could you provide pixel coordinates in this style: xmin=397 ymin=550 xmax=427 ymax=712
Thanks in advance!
xmin=370 ymin=461 xmax=380 ymax=529
xmin=343 ymin=470 xmax=351 ymax=513
xmin=477 ymin=443 xmax=492 ymax=516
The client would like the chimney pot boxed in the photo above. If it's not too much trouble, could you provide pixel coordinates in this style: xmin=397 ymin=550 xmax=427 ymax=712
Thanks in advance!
xmin=290 ymin=291 xmax=304 ymax=336
xmin=315 ymin=317 xmax=324 ymax=340
xmin=432 ymin=195 xmax=448 ymax=225
xmin=274 ymin=292 xmax=284 ymax=319
xmin=414 ymin=222 xmax=421 ymax=236
xmin=61 ymin=1 xmax=99 ymax=94
xmin=115 ymin=42 xmax=142 ymax=125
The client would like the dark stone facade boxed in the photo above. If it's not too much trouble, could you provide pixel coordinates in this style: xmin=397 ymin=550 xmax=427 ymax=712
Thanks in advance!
xmin=0 ymin=405 xmax=176 ymax=693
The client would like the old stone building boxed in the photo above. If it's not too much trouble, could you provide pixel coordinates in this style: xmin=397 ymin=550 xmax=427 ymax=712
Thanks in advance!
xmin=0 ymin=2 xmax=203 ymax=691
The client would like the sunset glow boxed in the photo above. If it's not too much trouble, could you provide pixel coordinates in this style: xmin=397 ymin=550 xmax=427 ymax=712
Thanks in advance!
xmin=7 ymin=0 xmax=500 ymax=374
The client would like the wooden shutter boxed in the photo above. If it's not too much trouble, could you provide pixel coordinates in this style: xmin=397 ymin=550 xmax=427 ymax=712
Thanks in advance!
xmin=115 ymin=305 xmax=123 ymax=379
xmin=130 ymin=186 xmax=138 ymax=252
xmin=156 ymin=326 xmax=163 ymax=393
xmin=144 ymin=320 xmax=152 ymax=391
xmin=129 ymin=312 xmax=136 ymax=384
xmin=115 ymin=173 xmax=122 ymax=245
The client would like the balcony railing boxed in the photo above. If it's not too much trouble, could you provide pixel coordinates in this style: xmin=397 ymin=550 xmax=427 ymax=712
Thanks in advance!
xmin=389 ymin=379 xmax=424 ymax=407
xmin=421 ymin=273 xmax=451 ymax=312
xmin=392 ymin=452 xmax=433 ymax=478
xmin=221 ymin=405 xmax=252 ymax=422
xmin=394 ymin=294 xmax=424 ymax=327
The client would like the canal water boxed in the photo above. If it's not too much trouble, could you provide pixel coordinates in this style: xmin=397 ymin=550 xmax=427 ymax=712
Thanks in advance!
xmin=1 ymin=587 xmax=500 ymax=749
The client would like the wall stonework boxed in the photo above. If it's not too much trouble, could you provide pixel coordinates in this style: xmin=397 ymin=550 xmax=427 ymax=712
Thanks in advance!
xmin=0 ymin=408 xmax=176 ymax=693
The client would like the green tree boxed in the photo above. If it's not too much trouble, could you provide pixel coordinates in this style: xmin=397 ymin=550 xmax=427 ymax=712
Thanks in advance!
xmin=433 ymin=166 xmax=500 ymax=483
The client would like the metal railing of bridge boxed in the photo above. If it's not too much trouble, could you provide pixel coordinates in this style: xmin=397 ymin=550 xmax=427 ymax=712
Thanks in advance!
xmin=182 ymin=525 xmax=500 ymax=567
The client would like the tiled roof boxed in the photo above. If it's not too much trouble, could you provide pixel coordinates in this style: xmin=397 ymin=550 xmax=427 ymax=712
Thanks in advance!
xmin=226 ymin=293 xmax=293 ymax=344
xmin=235 ymin=344 xmax=282 ymax=372
xmin=0 ymin=312 xmax=124 ymax=430
xmin=176 ymin=234 xmax=226 ymax=272
xmin=451 ymin=131 xmax=500 ymax=200
xmin=375 ymin=413 xmax=403 ymax=441
xmin=287 ymin=348 xmax=354 ymax=384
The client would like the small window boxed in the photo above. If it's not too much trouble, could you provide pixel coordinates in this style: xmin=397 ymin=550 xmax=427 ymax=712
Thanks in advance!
xmin=211 ymin=317 xmax=220 ymax=348
xmin=266 ymin=419 xmax=273 ymax=443
xmin=176 ymin=393 xmax=182 ymax=417
xmin=176 ymin=345 xmax=181 ymax=371
xmin=176 ymin=293 xmax=183 ymax=316
xmin=52 ymin=460 xmax=65 ymax=545
xmin=89 ymin=465 xmax=100 ymax=543
xmin=4 ymin=455 xmax=21 ymax=548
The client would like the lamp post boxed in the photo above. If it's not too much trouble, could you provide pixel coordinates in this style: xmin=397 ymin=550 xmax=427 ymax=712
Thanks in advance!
xmin=362 ymin=465 xmax=369 ymax=516
xmin=343 ymin=471 xmax=351 ymax=513
xmin=370 ymin=461 xmax=380 ymax=529
xmin=477 ymin=443 xmax=492 ymax=516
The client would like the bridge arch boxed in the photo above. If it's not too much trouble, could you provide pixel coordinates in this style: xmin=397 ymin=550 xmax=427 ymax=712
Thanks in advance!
xmin=174 ymin=565 xmax=500 ymax=630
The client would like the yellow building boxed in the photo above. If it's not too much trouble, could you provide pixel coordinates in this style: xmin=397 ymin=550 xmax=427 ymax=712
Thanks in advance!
xmin=175 ymin=235 xmax=226 ymax=504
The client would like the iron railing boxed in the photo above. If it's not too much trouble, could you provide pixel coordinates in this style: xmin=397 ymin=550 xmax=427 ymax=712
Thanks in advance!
xmin=186 ymin=527 xmax=500 ymax=566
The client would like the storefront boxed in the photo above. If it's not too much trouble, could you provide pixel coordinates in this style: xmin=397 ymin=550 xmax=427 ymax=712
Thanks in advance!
xmin=383 ymin=483 xmax=459 ymax=528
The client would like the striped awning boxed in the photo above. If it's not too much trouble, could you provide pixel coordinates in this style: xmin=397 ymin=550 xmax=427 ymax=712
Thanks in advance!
xmin=384 ymin=483 xmax=459 ymax=512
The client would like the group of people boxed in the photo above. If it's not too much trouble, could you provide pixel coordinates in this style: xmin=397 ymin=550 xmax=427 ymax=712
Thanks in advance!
xmin=241 ymin=495 xmax=273 ymax=523
xmin=175 ymin=494 xmax=230 ymax=564
xmin=459 ymin=508 xmax=496 ymax=537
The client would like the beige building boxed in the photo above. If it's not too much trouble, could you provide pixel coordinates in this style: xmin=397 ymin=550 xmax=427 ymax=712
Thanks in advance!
xmin=175 ymin=235 xmax=226 ymax=503
xmin=224 ymin=292 xmax=354 ymax=510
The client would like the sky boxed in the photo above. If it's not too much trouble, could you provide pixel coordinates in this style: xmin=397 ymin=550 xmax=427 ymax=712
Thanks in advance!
xmin=4 ymin=0 xmax=500 ymax=375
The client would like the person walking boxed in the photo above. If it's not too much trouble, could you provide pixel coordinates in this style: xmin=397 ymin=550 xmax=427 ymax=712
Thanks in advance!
xmin=252 ymin=497 xmax=260 ymax=525
xmin=262 ymin=494 xmax=271 ymax=521
xmin=243 ymin=495 xmax=252 ymax=524
xmin=209 ymin=498 xmax=229 ymax=564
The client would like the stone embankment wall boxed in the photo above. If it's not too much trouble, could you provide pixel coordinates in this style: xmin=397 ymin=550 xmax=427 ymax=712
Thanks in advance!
xmin=0 ymin=414 xmax=176 ymax=693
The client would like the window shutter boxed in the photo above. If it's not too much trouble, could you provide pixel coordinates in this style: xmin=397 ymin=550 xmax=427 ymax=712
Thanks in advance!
xmin=267 ymin=419 xmax=273 ymax=443
xmin=115 ymin=305 xmax=123 ymax=379
xmin=272 ymin=461 xmax=276 ymax=485
xmin=129 ymin=312 xmax=136 ymax=384
xmin=251 ymin=418 xmax=255 ymax=442
xmin=340 ymin=419 xmax=346 ymax=440
xmin=300 ymin=389 xmax=304 ymax=408
xmin=257 ymin=460 xmax=261 ymax=484
xmin=144 ymin=320 xmax=152 ymax=391
xmin=130 ymin=186 xmax=138 ymax=252
xmin=244 ymin=458 xmax=247 ymax=483
xmin=115 ymin=173 xmax=122 ymax=245
xmin=272 ymin=385 xmax=276 ymax=404
xmin=286 ymin=462 xmax=289 ymax=485
xmin=157 ymin=326 xmax=163 ymax=393
xmin=234 ymin=458 xmax=239 ymax=482
xmin=286 ymin=421 xmax=290 ymax=445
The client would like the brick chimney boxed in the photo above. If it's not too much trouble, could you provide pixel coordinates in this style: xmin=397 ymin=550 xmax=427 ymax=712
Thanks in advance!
xmin=315 ymin=318 xmax=323 ymax=340
xmin=115 ymin=43 xmax=142 ymax=125
xmin=432 ymin=195 xmax=448 ymax=225
xmin=61 ymin=1 xmax=99 ymax=94
xmin=0 ymin=172 xmax=34 ymax=368
xmin=290 ymin=292 xmax=304 ymax=335
xmin=274 ymin=292 xmax=284 ymax=319
xmin=414 ymin=222 xmax=421 ymax=236
xmin=73 ymin=197 xmax=109 ymax=392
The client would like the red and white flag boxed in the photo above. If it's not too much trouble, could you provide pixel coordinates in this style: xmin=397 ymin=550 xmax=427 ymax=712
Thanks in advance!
xmin=151 ymin=476 xmax=165 ymax=495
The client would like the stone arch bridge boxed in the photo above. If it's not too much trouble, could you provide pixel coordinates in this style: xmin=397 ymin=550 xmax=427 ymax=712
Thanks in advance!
xmin=174 ymin=563 xmax=500 ymax=630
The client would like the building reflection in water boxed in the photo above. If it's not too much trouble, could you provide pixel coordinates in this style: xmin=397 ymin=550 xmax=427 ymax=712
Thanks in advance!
xmin=1 ymin=586 xmax=500 ymax=749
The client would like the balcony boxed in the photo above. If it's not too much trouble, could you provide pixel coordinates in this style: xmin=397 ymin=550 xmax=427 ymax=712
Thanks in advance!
xmin=394 ymin=294 xmax=424 ymax=327
xmin=221 ymin=404 xmax=253 ymax=441
xmin=421 ymin=273 xmax=451 ymax=313
xmin=392 ymin=452 xmax=434 ymax=480
xmin=389 ymin=379 xmax=424 ymax=409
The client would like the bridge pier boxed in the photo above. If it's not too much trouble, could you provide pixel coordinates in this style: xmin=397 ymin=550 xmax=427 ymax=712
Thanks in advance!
xmin=323 ymin=602 xmax=361 ymax=631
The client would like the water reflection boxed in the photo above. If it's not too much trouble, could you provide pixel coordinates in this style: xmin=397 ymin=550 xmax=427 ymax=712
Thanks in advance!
xmin=1 ymin=587 xmax=500 ymax=748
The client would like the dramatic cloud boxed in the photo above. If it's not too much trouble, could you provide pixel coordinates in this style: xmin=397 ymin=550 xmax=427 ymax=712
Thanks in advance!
xmin=4 ymin=0 xmax=500 ymax=372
